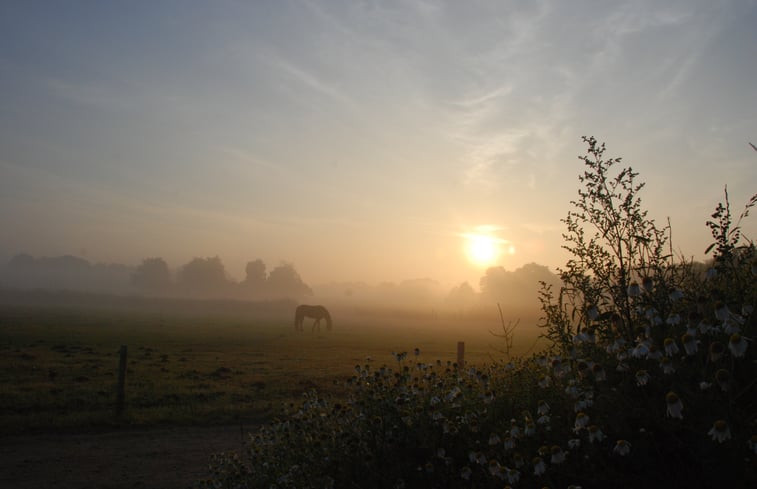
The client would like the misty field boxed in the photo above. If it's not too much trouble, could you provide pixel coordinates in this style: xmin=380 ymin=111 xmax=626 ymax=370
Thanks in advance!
xmin=0 ymin=300 xmax=541 ymax=435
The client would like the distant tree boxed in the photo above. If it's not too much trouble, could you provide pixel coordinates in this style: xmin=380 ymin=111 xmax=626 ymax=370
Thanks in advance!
xmin=445 ymin=281 xmax=478 ymax=308
xmin=266 ymin=262 xmax=312 ymax=300
xmin=242 ymin=259 xmax=267 ymax=286
xmin=480 ymin=263 xmax=559 ymax=307
xmin=177 ymin=256 xmax=231 ymax=296
xmin=131 ymin=257 xmax=172 ymax=293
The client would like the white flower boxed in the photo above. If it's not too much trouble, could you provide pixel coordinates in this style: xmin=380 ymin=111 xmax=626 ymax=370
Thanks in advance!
xmin=749 ymin=435 xmax=757 ymax=454
xmin=587 ymin=425 xmax=606 ymax=443
xmin=669 ymin=288 xmax=684 ymax=301
xmin=635 ymin=370 xmax=650 ymax=386
xmin=666 ymin=392 xmax=683 ymax=419
xmin=708 ymin=420 xmax=731 ymax=443
xmin=728 ymin=333 xmax=748 ymax=358
xmin=715 ymin=369 xmax=730 ymax=392
xmin=537 ymin=414 xmax=550 ymax=426
xmin=574 ymin=412 xmax=590 ymax=432
xmin=631 ymin=343 xmax=650 ymax=358
xmin=488 ymin=459 xmax=503 ymax=477
xmin=550 ymin=445 xmax=565 ymax=464
xmin=537 ymin=400 xmax=550 ymax=416
xmin=681 ymin=333 xmax=698 ymax=356
xmin=663 ymin=337 xmax=679 ymax=356
xmin=532 ymin=457 xmax=546 ymax=476
xmin=587 ymin=305 xmax=600 ymax=321
xmin=613 ymin=439 xmax=632 ymax=456
xmin=714 ymin=301 xmax=730 ymax=322
xmin=647 ymin=345 xmax=663 ymax=361
xmin=699 ymin=381 xmax=712 ymax=391
xmin=505 ymin=467 xmax=520 ymax=484
xmin=568 ymin=438 xmax=581 ymax=449
xmin=592 ymin=364 xmax=607 ymax=381
xmin=666 ymin=313 xmax=682 ymax=326
xmin=460 ymin=466 xmax=472 ymax=480
xmin=660 ymin=357 xmax=675 ymax=375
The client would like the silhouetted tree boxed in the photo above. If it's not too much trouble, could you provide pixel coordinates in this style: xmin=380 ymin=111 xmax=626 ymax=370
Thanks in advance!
xmin=241 ymin=259 xmax=267 ymax=290
xmin=177 ymin=256 xmax=231 ymax=297
xmin=266 ymin=262 xmax=312 ymax=300
xmin=480 ymin=263 xmax=559 ymax=308
xmin=445 ymin=281 xmax=478 ymax=308
xmin=131 ymin=257 xmax=172 ymax=293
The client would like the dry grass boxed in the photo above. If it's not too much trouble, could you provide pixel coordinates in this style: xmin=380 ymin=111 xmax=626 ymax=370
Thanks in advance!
xmin=0 ymin=302 xmax=544 ymax=434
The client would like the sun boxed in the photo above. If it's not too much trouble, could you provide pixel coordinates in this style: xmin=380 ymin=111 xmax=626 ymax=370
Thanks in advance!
xmin=464 ymin=233 xmax=501 ymax=267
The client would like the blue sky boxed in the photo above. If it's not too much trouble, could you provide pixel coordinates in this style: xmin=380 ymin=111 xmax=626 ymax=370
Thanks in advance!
xmin=1 ymin=0 xmax=756 ymax=288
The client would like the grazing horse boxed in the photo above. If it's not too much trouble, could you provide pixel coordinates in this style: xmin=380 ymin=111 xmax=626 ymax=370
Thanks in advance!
xmin=294 ymin=305 xmax=332 ymax=333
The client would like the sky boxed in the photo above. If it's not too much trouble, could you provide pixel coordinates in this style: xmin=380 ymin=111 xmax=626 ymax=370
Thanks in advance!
xmin=1 ymin=0 xmax=756 ymax=290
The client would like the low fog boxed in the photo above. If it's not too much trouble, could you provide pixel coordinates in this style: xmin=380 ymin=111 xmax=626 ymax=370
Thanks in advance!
xmin=0 ymin=253 xmax=560 ymax=324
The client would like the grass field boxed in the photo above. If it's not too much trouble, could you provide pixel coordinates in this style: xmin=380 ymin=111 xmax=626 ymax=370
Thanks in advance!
xmin=0 ymin=299 xmax=544 ymax=435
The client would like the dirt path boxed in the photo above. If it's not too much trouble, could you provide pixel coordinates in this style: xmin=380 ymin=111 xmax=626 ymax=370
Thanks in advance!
xmin=0 ymin=425 xmax=249 ymax=489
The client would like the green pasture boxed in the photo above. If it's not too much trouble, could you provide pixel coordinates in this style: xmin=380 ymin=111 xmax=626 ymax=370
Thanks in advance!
xmin=0 ymin=303 xmax=543 ymax=434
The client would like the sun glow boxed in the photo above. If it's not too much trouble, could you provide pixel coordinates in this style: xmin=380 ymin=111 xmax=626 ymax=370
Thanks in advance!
xmin=463 ymin=231 xmax=504 ymax=267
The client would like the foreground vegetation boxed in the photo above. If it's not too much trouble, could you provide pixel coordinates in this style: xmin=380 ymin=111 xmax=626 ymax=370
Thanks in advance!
xmin=202 ymin=138 xmax=756 ymax=488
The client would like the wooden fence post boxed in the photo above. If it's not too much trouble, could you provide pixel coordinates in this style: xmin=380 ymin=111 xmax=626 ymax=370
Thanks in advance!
xmin=116 ymin=345 xmax=127 ymax=416
xmin=457 ymin=341 xmax=465 ymax=367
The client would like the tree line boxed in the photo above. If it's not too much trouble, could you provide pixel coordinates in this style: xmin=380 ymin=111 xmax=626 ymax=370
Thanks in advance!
xmin=1 ymin=254 xmax=312 ymax=301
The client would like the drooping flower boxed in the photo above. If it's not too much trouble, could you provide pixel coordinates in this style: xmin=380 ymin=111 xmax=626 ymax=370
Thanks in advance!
xmin=728 ymin=333 xmax=748 ymax=358
xmin=587 ymin=425 xmax=606 ymax=443
xmin=631 ymin=342 xmax=650 ymax=358
xmin=660 ymin=357 xmax=675 ymax=375
xmin=635 ymin=370 xmax=650 ymax=386
xmin=669 ymin=288 xmax=684 ymax=302
xmin=585 ymin=304 xmax=599 ymax=321
xmin=708 ymin=420 xmax=731 ymax=443
xmin=666 ymin=313 xmax=682 ymax=326
xmin=550 ymin=445 xmax=566 ymax=464
xmin=681 ymin=333 xmax=698 ymax=356
xmin=714 ymin=301 xmax=730 ymax=322
xmin=663 ymin=337 xmax=679 ymax=356
xmin=749 ymin=435 xmax=757 ymax=454
xmin=537 ymin=400 xmax=550 ymax=416
xmin=574 ymin=412 xmax=590 ymax=432
xmin=505 ymin=467 xmax=520 ymax=484
xmin=592 ymin=363 xmax=607 ymax=381
xmin=647 ymin=344 xmax=663 ymax=361
xmin=613 ymin=439 xmax=632 ymax=456
xmin=666 ymin=391 xmax=683 ymax=419
xmin=709 ymin=341 xmax=725 ymax=362
xmin=532 ymin=457 xmax=547 ymax=476
xmin=715 ymin=369 xmax=730 ymax=392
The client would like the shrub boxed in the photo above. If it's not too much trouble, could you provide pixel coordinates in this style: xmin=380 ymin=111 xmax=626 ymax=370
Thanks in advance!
xmin=201 ymin=138 xmax=755 ymax=489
